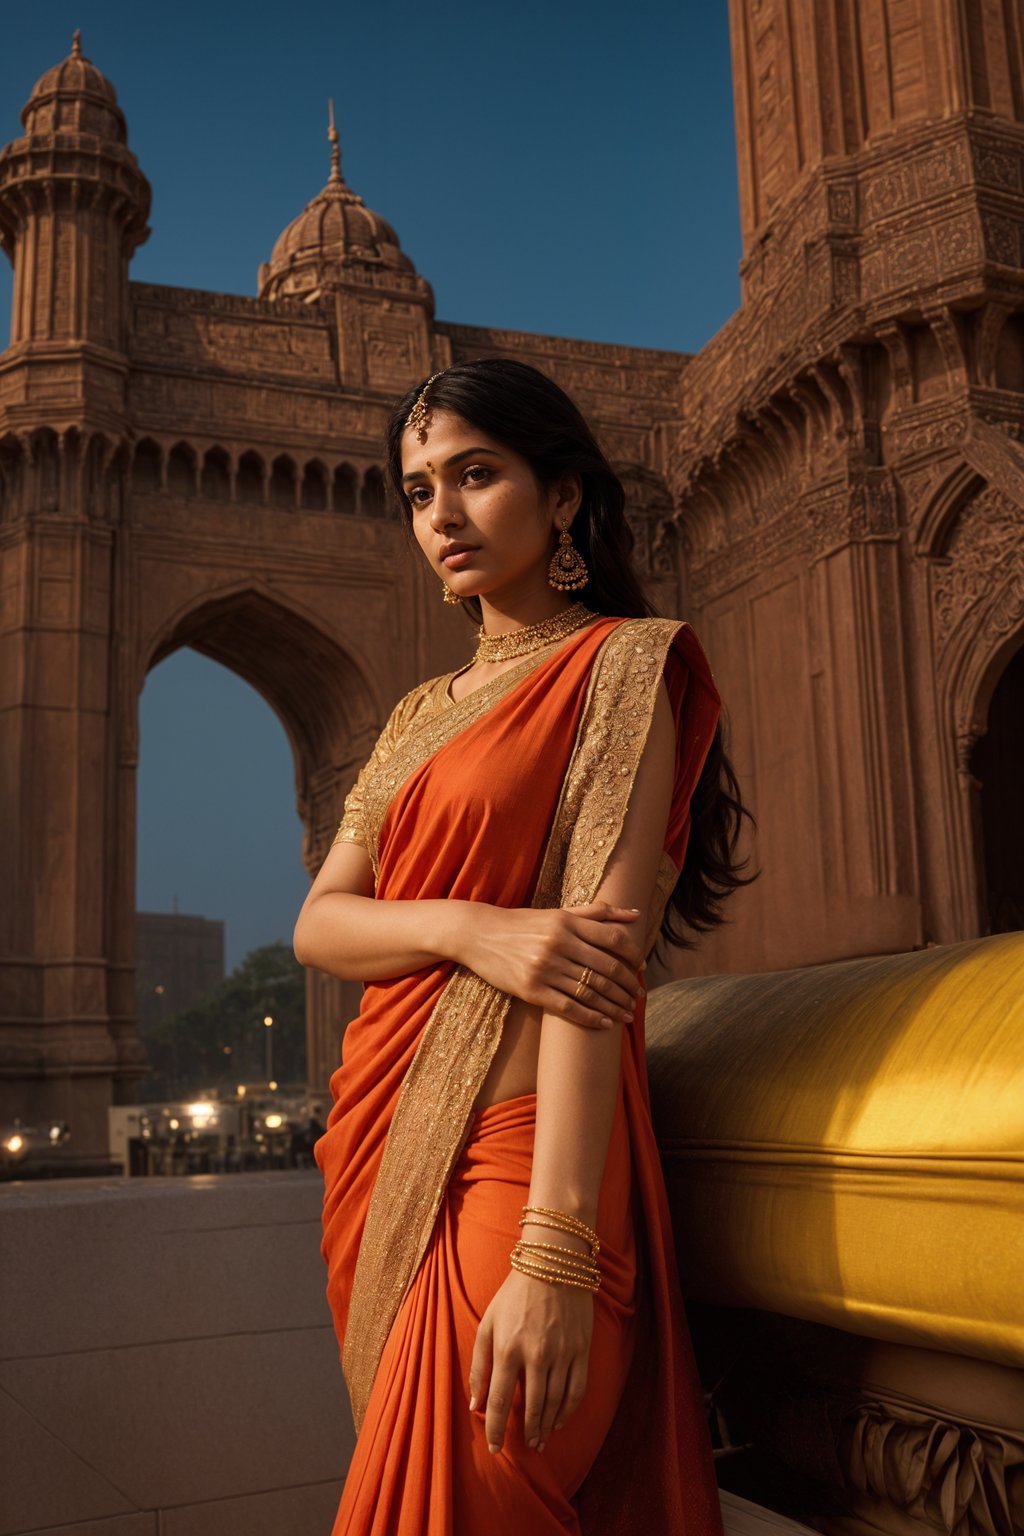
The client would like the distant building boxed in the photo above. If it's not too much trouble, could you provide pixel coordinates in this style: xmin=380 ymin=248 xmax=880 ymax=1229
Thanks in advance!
xmin=135 ymin=911 xmax=225 ymax=1033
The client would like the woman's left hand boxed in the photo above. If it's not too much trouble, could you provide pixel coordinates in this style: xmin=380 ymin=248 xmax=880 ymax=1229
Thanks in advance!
xmin=469 ymin=1269 xmax=593 ymax=1456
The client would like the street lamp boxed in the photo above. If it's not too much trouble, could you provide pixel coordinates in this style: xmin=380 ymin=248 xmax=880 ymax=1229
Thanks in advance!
xmin=263 ymin=1014 xmax=274 ymax=1086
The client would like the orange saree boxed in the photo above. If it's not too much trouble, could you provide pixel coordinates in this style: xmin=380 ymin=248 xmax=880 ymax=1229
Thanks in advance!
xmin=314 ymin=614 xmax=724 ymax=1536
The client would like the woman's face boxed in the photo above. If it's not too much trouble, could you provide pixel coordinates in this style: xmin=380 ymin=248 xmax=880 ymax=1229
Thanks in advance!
xmin=400 ymin=408 xmax=580 ymax=607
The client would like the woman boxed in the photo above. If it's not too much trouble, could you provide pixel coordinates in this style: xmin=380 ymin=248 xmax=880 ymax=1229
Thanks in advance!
xmin=293 ymin=358 xmax=754 ymax=1535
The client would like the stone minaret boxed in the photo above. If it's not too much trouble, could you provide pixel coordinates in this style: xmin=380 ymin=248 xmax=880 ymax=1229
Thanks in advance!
xmin=0 ymin=35 xmax=151 ymax=1167
xmin=0 ymin=29 xmax=150 ymax=399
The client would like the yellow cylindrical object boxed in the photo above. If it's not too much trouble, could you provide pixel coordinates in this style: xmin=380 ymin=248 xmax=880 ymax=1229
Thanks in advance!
xmin=646 ymin=932 xmax=1024 ymax=1368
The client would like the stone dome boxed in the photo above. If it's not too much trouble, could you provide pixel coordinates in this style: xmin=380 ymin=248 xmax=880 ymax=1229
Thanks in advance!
xmin=21 ymin=31 xmax=127 ymax=144
xmin=258 ymin=105 xmax=428 ymax=304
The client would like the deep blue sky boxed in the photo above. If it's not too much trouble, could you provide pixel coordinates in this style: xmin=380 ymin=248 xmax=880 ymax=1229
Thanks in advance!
xmin=0 ymin=2 xmax=742 ymax=974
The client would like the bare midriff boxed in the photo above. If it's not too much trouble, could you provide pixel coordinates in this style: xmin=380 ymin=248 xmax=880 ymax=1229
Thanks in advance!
xmin=472 ymin=995 xmax=542 ymax=1108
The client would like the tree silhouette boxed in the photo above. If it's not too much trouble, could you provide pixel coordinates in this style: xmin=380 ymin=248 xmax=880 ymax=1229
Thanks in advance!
xmin=137 ymin=940 xmax=306 ymax=1099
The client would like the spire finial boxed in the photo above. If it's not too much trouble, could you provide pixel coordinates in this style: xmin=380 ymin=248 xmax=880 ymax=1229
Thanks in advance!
xmin=327 ymin=98 xmax=342 ymax=185
xmin=71 ymin=29 xmax=82 ymax=57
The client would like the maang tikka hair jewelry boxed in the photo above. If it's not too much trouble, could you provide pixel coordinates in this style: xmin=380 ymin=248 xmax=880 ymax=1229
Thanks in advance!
xmin=408 ymin=372 xmax=455 ymax=600
xmin=406 ymin=371 xmax=444 ymax=443
xmin=548 ymin=515 xmax=589 ymax=592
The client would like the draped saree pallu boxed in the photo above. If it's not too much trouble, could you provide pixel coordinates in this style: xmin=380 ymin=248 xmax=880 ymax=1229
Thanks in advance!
xmin=314 ymin=615 xmax=725 ymax=1536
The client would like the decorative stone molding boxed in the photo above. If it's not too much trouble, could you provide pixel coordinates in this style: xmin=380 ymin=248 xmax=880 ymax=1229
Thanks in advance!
xmin=619 ymin=464 xmax=677 ymax=579
xmin=808 ymin=474 xmax=899 ymax=560
xmin=932 ymin=486 xmax=1022 ymax=654
xmin=962 ymin=418 xmax=1024 ymax=512
xmin=886 ymin=403 xmax=970 ymax=463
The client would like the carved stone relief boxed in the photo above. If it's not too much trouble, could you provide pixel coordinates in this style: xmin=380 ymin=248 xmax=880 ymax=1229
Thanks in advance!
xmin=932 ymin=486 xmax=1023 ymax=657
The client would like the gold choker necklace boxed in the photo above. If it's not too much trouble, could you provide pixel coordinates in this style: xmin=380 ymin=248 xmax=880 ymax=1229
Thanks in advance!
xmin=474 ymin=602 xmax=597 ymax=663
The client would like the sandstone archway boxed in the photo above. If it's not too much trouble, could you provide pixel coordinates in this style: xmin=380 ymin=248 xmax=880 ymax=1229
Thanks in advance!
xmin=929 ymin=475 xmax=1024 ymax=937
xmin=136 ymin=583 xmax=383 ymax=1097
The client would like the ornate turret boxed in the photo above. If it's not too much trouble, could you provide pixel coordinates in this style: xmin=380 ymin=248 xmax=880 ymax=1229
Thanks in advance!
xmin=0 ymin=31 xmax=150 ymax=364
xmin=20 ymin=28 xmax=128 ymax=143
xmin=258 ymin=102 xmax=432 ymax=308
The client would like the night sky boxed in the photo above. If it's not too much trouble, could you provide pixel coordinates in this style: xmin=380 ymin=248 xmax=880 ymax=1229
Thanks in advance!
xmin=0 ymin=1 xmax=742 ymax=971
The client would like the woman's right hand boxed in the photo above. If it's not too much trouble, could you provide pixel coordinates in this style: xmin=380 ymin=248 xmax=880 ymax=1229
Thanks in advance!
xmin=454 ymin=901 xmax=646 ymax=1030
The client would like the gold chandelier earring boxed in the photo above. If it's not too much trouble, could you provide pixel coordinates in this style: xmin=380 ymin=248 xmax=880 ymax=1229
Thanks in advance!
xmin=548 ymin=516 xmax=589 ymax=592
xmin=441 ymin=580 xmax=462 ymax=605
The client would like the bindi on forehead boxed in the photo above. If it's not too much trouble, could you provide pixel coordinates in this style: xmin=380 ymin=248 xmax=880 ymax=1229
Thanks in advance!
xmin=400 ymin=443 xmax=506 ymax=485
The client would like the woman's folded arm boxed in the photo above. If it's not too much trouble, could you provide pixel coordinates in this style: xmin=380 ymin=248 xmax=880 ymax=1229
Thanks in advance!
xmin=293 ymin=831 xmax=646 ymax=1025
xmin=292 ymin=850 xmax=473 ymax=979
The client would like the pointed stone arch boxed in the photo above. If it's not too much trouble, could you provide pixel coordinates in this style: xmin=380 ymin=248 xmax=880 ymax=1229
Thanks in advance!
xmin=269 ymin=454 xmax=297 ymax=510
xmin=928 ymin=468 xmax=1024 ymax=936
xmin=31 ymin=426 xmax=60 ymax=511
xmin=300 ymin=458 xmax=329 ymax=512
xmin=200 ymin=445 xmax=232 ymax=502
xmin=0 ymin=430 xmax=26 ymax=519
xmin=360 ymin=465 xmax=386 ymax=519
xmin=132 ymin=436 xmax=163 ymax=493
xmin=333 ymin=461 xmax=357 ymax=515
xmin=168 ymin=440 xmax=198 ymax=498
xmin=136 ymin=580 xmax=386 ymax=1095
xmin=81 ymin=431 xmax=121 ymax=522
xmin=236 ymin=449 xmax=266 ymax=505
xmin=911 ymin=458 xmax=984 ymax=556
xmin=140 ymin=581 xmax=383 ymax=856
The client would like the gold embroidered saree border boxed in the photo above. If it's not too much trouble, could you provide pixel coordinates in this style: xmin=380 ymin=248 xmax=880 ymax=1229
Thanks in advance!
xmin=533 ymin=618 xmax=690 ymax=909
xmin=342 ymin=969 xmax=513 ymax=1428
xmin=342 ymin=617 xmax=689 ymax=1429
xmin=331 ymin=681 xmax=439 ymax=853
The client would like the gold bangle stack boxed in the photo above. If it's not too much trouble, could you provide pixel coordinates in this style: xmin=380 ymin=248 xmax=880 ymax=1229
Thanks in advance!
xmin=510 ymin=1240 xmax=601 ymax=1292
xmin=509 ymin=1205 xmax=602 ymax=1293
xmin=519 ymin=1204 xmax=601 ymax=1258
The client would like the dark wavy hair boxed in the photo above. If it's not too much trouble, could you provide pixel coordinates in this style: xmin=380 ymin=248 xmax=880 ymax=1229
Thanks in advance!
xmin=384 ymin=356 xmax=758 ymax=952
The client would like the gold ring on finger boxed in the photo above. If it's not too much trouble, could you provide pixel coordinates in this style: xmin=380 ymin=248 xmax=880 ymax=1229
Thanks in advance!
xmin=574 ymin=966 xmax=593 ymax=1000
